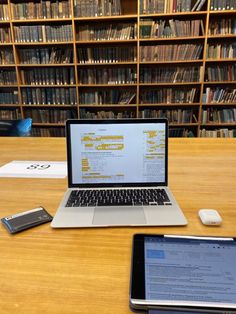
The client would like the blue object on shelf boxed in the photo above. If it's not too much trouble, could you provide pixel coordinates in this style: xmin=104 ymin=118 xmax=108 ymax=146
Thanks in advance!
xmin=0 ymin=118 xmax=32 ymax=136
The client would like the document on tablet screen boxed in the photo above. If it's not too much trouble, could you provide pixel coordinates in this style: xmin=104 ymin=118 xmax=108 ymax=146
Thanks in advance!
xmin=145 ymin=237 xmax=236 ymax=304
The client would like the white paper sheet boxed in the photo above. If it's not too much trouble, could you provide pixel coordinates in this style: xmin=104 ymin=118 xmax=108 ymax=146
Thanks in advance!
xmin=0 ymin=161 xmax=67 ymax=178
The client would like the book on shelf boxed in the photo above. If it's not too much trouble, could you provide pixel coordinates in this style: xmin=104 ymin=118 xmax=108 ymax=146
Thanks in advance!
xmin=191 ymin=0 xmax=207 ymax=11
xmin=118 ymin=92 xmax=136 ymax=104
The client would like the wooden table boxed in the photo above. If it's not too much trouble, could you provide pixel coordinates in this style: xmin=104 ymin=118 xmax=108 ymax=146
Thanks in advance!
xmin=0 ymin=137 xmax=235 ymax=314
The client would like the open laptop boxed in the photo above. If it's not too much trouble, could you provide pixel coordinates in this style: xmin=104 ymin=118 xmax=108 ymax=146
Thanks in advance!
xmin=51 ymin=118 xmax=187 ymax=228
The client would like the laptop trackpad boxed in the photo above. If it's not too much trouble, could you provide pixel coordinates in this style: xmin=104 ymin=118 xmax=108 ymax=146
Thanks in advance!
xmin=92 ymin=206 xmax=146 ymax=226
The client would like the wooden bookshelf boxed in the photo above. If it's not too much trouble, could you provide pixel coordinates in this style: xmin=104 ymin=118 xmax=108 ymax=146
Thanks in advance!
xmin=0 ymin=0 xmax=235 ymax=137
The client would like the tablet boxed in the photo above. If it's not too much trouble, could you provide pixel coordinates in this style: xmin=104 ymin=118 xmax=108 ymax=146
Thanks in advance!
xmin=130 ymin=234 xmax=236 ymax=313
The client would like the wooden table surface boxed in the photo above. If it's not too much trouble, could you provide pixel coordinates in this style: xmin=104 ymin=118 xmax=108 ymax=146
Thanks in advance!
xmin=0 ymin=137 xmax=235 ymax=314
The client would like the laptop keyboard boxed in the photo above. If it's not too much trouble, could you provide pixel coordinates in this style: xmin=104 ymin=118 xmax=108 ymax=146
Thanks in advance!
xmin=66 ymin=188 xmax=172 ymax=207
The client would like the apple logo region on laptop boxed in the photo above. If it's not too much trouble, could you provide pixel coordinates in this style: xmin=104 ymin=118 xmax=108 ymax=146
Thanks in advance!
xmin=51 ymin=118 xmax=187 ymax=228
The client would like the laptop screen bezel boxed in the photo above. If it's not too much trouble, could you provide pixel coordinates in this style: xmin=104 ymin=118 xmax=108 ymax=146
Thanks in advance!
xmin=66 ymin=118 xmax=168 ymax=188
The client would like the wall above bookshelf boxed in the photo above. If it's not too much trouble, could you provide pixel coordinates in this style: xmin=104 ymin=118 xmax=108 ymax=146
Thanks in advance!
xmin=0 ymin=0 xmax=235 ymax=137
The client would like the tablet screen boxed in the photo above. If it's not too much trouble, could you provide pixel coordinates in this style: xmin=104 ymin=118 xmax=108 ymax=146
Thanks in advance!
xmin=130 ymin=234 xmax=236 ymax=311
xmin=145 ymin=236 xmax=236 ymax=304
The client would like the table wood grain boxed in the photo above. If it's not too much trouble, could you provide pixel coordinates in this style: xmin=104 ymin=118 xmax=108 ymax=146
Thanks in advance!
xmin=0 ymin=138 xmax=235 ymax=314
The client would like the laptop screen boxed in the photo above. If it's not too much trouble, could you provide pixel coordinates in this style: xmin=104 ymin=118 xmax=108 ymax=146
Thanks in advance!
xmin=66 ymin=119 xmax=168 ymax=188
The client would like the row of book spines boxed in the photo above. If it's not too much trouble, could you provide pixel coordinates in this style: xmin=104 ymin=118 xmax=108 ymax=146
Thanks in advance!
xmin=78 ymin=68 xmax=137 ymax=85
xmin=210 ymin=0 xmax=236 ymax=10
xmin=11 ymin=1 xmax=71 ymax=20
xmin=140 ymin=66 xmax=203 ymax=83
xmin=139 ymin=108 xmax=198 ymax=123
xmin=21 ymin=88 xmax=77 ymax=105
xmin=0 ymin=50 xmax=14 ymax=64
xmin=140 ymin=0 xmax=207 ymax=14
xmin=199 ymin=128 xmax=236 ymax=137
xmin=0 ymin=91 xmax=18 ymax=104
xmin=78 ymin=45 xmax=203 ymax=64
xmin=77 ymin=24 xmax=136 ymax=41
xmin=206 ymin=64 xmax=236 ymax=81
xmin=1 ymin=25 xmax=136 ymax=43
xmin=79 ymin=108 xmax=199 ymax=122
xmin=0 ymin=28 xmax=11 ymax=44
xmin=20 ymin=68 xmax=75 ymax=85
xmin=74 ymin=0 xmax=121 ymax=17
xmin=0 ymin=4 xmax=9 ymax=20
xmin=0 ymin=0 xmax=201 ymax=21
xmin=140 ymin=44 xmax=203 ymax=62
xmin=79 ymin=91 xmax=136 ymax=105
xmin=18 ymin=48 xmax=73 ymax=65
xmin=25 ymin=108 xmax=77 ymax=123
xmin=8 ymin=0 xmax=121 ymax=19
xmin=208 ymin=18 xmax=236 ymax=35
xmin=136 ymin=88 xmax=198 ymax=103
xmin=13 ymin=25 xmax=73 ymax=43
xmin=207 ymin=43 xmax=236 ymax=59
xmin=3 ymin=43 xmax=236 ymax=65
xmin=204 ymin=87 xmax=236 ymax=103
xmin=77 ymin=47 xmax=137 ymax=64
xmin=0 ymin=72 xmax=17 ymax=85
xmin=3 ymin=54 xmax=236 ymax=66
xmin=31 ymin=127 xmax=65 ymax=137
xmin=1 ymin=19 xmax=235 ymax=43
xmin=0 ymin=87 xmax=235 ymax=104
xmin=0 ymin=108 xmax=21 ymax=120
xmin=140 ymin=19 xmax=204 ymax=38
xmin=0 ymin=74 xmax=235 ymax=88
xmin=169 ymin=128 xmax=196 ymax=137
xmin=79 ymin=109 xmax=136 ymax=119
xmin=202 ymin=107 xmax=236 ymax=123
xmin=2 ymin=0 xmax=236 ymax=20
